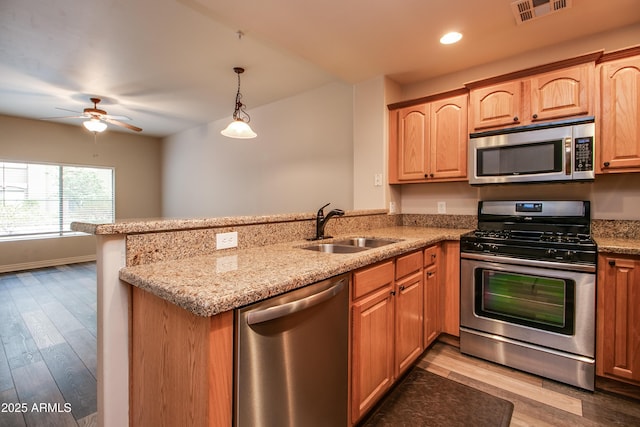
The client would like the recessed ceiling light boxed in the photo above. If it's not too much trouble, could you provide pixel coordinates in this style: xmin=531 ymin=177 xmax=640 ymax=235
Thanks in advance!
xmin=440 ymin=31 xmax=462 ymax=45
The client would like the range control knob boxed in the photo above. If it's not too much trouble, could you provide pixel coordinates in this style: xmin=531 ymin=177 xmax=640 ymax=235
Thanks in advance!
xmin=474 ymin=243 xmax=484 ymax=251
xmin=564 ymin=250 xmax=575 ymax=260
xmin=488 ymin=244 xmax=499 ymax=252
xmin=546 ymin=249 xmax=558 ymax=258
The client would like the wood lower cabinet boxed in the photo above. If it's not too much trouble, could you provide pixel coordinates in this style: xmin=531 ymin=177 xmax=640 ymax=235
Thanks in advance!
xmin=597 ymin=254 xmax=640 ymax=385
xmin=351 ymin=261 xmax=395 ymax=424
xmin=441 ymin=241 xmax=460 ymax=336
xmin=424 ymin=245 xmax=440 ymax=347
xmin=597 ymin=49 xmax=640 ymax=173
xmin=130 ymin=287 xmax=233 ymax=427
xmin=394 ymin=251 xmax=424 ymax=376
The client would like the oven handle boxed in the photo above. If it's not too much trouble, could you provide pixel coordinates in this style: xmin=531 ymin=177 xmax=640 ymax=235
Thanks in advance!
xmin=460 ymin=252 xmax=595 ymax=273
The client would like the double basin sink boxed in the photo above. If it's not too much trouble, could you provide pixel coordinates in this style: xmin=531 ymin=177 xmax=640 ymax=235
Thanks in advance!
xmin=301 ymin=237 xmax=401 ymax=254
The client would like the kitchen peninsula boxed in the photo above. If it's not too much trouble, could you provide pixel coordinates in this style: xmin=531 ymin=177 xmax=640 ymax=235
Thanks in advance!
xmin=72 ymin=209 xmax=473 ymax=427
xmin=74 ymin=209 xmax=640 ymax=426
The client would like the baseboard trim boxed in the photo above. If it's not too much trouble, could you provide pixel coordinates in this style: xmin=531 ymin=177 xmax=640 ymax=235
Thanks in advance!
xmin=0 ymin=255 xmax=96 ymax=273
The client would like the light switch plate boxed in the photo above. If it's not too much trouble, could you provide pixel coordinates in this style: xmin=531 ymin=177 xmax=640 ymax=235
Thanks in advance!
xmin=437 ymin=201 xmax=447 ymax=214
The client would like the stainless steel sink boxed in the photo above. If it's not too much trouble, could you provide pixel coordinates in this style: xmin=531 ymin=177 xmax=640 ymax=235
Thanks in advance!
xmin=301 ymin=243 xmax=369 ymax=253
xmin=332 ymin=237 xmax=401 ymax=248
xmin=301 ymin=237 xmax=401 ymax=253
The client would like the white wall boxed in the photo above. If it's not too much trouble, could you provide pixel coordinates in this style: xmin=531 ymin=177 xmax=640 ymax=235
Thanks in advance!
xmin=0 ymin=115 xmax=162 ymax=271
xmin=162 ymin=82 xmax=354 ymax=217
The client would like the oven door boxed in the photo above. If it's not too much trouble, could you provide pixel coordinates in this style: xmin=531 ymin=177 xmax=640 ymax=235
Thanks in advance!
xmin=460 ymin=253 xmax=595 ymax=358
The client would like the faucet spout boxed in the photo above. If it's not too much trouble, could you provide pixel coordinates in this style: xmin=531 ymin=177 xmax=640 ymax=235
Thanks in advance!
xmin=313 ymin=203 xmax=345 ymax=240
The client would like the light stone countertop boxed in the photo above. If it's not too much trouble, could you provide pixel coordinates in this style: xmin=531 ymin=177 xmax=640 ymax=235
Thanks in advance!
xmin=119 ymin=226 xmax=468 ymax=317
xmin=594 ymin=237 xmax=640 ymax=256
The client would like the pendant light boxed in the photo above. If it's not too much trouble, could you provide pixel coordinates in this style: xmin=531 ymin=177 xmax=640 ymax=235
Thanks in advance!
xmin=221 ymin=67 xmax=257 ymax=139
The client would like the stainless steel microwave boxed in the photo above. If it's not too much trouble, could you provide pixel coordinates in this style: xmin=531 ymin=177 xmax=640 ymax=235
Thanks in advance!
xmin=468 ymin=117 xmax=595 ymax=185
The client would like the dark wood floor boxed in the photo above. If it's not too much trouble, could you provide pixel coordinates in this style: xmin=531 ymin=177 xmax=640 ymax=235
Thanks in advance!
xmin=2 ymin=262 xmax=640 ymax=426
xmin=0 ymin=262 xmax=97 ymax=427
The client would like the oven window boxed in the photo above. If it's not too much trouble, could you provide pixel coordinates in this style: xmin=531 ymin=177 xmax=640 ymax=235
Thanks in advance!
xmin=477 ymin=139 xmax=563 ymax=176
xmin=474 ymin=269 xmax=575 ymax=335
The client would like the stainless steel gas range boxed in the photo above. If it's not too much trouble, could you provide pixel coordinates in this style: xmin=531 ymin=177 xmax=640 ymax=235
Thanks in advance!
xmin=459 ymin=200 xmax=597 ymax=391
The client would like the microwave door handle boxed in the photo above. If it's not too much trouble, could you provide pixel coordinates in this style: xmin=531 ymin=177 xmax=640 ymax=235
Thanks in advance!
xmin=565 ymin=137 xmax=572 ymax=175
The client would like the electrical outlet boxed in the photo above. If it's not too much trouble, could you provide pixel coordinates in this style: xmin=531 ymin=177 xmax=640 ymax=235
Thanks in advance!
xmin=216 ymin=231 xmax=238 ymax=250
xmin=374 ymin=173 xmax=383 ymax=187
xmin=389 ymin=201 xmax=397 ymax=214
xmin=437 ymin=201 xmax=447 ymax=214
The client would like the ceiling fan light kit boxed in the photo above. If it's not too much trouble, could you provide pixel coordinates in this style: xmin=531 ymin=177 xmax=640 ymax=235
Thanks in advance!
xmin=221 ymin=67 xmax=257 ymax=139
xmin=83 ymin=118 xmax=107 ymax=133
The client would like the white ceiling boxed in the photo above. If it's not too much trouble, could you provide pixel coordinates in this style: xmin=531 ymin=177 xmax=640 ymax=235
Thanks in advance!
xmin=1 ymin=0 xmax=639 ymax=137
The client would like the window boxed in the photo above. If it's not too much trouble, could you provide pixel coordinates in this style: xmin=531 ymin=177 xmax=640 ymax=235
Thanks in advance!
xmin=0 ymin=161 xmax=114 ymax=239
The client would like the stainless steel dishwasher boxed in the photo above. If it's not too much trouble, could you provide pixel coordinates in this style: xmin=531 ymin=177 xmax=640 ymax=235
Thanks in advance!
xmin=234 ymin=274 xmax=349 ymax=427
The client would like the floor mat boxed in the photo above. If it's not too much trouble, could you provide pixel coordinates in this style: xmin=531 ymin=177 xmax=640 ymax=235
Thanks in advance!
xmin=362 ymin=366 xmax=514 ymax=427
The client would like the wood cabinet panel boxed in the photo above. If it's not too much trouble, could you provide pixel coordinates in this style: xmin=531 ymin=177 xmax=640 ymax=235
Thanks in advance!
xmin=598 ymin=55 xmax=640 ymax=173
xmin=395 ymin=271 xmax=424 ymax=376
xmin=597 ymin=255 xmax=640 ymax=385
xmin=396 ymin=250 xmax=422 ymax=279
xmin=353 ymin=260 xmax=394 ymax=300
xmin=351 ymin=285 xmax=395 ymax=424
xmin=397 ymin=105 xmax=429 ymax=181
xmin=470 ymin=81 xmax=522 ymax=130
xmin=424 ymin=263 xmax=439 ymax=347
xmin=389 ymin=93 xmax=467 ymax=183
xmin=530 ymin=64 xmax=591 ymax=121
xmin=441 ymin=241 xmax=460 ymax=336
xmin=131 ymin=287 xmax=233 ymax=427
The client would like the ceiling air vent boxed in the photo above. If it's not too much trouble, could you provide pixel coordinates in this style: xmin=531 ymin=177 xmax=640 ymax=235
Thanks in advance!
xmin=511 ymin=0 xmax=572 ymax=25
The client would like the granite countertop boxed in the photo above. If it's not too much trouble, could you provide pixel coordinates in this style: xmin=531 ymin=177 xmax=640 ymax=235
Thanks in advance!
xmin=119 ymin=226 xmax=468 ymax=317
xmin=594 ymin=237 xmax=640 ymax=256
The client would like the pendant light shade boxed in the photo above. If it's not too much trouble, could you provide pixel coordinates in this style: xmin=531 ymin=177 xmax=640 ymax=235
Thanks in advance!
xmin=83 ymin=118 xmax=107 ymax=132
xmin=221 ymin=67 xmax=257 ymax=139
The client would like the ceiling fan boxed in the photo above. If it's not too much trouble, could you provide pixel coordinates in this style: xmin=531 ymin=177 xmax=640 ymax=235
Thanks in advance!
xmin=43 ymin=97 xmax=142 ymax=133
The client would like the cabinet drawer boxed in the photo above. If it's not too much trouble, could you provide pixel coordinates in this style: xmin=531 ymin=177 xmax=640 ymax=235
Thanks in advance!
xmin=424 ymin=246 xmax=438 ymax=267
xmin=353 ymin=261 xmax=394 ymax=300
xmin=396 ymin=251 xmax=423 ymax=280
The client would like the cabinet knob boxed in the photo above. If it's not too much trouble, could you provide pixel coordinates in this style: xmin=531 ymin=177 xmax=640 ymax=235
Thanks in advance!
xmin=532 ymin=114 xmax=538 ymax=119
xmin=399 ymin=285 xmax=405 ymax=291
xmin=427 ymin=272 xmax=434 ymax=278
xmin=608 ymin=260 xmax=616 ymax=266
xmin=429 ymin=173 xmax=434 ymax=178
xmin=424 ymin=173 xmax=429 ymax=178
xmin=513 ymin=116 xmax=519 ymax=122
xmin=390 ymin=290 xmax=396 ymax=296
xmin=603 ymin=162 xmax=610 ymax=168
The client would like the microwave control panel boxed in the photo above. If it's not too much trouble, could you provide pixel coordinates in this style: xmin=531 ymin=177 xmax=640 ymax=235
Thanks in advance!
xmin=574 ymin=137 xmax=593 ymax=172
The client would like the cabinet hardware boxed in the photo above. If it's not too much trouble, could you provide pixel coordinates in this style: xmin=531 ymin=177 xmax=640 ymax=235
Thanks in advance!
xmin=532 ymin=114 xmax=538 ymax=119
xmin=608 ymin=260 xmax=616 ymax=266
xmin=513 ymin=116 xmax=519 ymax=122
xmin=390 ymin=290 xmax=396 ymax=296
xmin=603 ymin=162 xmax=610 ymax=168
xmin=427 ymin=272 xmax=434 ymax=277
xmin=399 ymin=285 xmax=405 ymax=291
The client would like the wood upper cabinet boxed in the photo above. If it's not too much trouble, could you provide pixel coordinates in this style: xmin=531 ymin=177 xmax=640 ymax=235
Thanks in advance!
xmin=351 ymin=261 xmax=395 ymax=424
xmin=469 ymin=62 xmax=594 ymax=131
xmin=597 ymin=254 xmax=640 ymax=385
xmin=389 ymin=93 xmax=468 ymax=183
xmin=470 ymin=80 xmax=522 ymax=130
xmin=597 ymin=52 xmax=640 ymax=173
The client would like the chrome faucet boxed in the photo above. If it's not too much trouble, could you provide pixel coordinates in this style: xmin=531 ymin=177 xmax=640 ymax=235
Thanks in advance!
xmin=313 ymin=203 xmax=345 ymax=240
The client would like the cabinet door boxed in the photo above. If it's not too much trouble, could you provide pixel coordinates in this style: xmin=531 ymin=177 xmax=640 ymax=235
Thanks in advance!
xmin=430 ymin=95 xmax=468 ymax=179
xmin=530 ymin=64 xmax=591 ymax=122
xmin=441 ymin=241 xmax=460 ymax=336
xmin=351 ymin=286 xmax=395 ymax=423
xmin=397 ymin=104 xmax=429 ymax=181
xmin=424 ymin=264 xmax=439 ymax=347
xmin=599 ymin=56 xmax=640 ymax=173
xmin=597 ymin=255 xmax=640 ymax=384
xmin=470 ymin=81 xmax=522 ymax=130
xmin=395 ymin=271 xmax=424 ymax=376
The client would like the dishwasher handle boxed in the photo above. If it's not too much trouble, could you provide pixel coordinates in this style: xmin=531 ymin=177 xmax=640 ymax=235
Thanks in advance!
xmin=246 ymin=278 xmax=347 ymax=325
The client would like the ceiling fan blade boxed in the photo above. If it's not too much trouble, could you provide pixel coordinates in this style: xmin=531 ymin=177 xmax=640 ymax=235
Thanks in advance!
xmin=55 ymin=107 xmax=85 ymax=114
xmin=104 ymin=118 xmax=142 ymax=132
xmin=102 ymin=114 xmax=132 ymax=121
xmin=40 ymin=115 xmax=87 ymax=120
